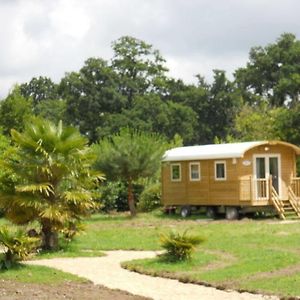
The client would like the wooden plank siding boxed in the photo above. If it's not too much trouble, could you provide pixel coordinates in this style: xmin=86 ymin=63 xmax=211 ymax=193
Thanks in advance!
xmin=162 ymin=143 xmax=298 ymax=208
xmin=162 ymin=158 xmax=240 ymax=206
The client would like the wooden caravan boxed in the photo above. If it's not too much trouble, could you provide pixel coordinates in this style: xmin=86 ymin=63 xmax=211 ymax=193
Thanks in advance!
xmin=161 ymin=141 xmax=300 ymax=219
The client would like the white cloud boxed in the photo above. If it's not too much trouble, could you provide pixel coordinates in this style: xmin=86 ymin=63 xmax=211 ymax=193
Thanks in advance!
xmin=0 ymin=0 xmax=300 ymax=97
xmin=49 ymin=0 xmax=91 ymax=40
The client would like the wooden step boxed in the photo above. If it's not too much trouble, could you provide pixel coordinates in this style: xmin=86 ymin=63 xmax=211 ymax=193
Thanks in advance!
xmin=284 ymin=207 xmax=294 ymax=212
xmin=271 ymin=186 xmax=300 ymax=219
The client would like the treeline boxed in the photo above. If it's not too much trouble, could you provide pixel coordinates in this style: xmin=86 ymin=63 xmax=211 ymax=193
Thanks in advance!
xmin=0 ymin=32 xmax=300 ymax=145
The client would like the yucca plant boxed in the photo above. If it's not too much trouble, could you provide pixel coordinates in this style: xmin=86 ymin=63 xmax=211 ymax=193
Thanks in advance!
xmin=0 ymin=226 xmax=39 ymax=269
xmin=159 ymin=230 xmax=204 ymax=262
xmin=0 ymin=118 xmax=104 ymax=250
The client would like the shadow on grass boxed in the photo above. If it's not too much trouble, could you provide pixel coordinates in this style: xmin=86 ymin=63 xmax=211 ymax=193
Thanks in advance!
xmin=36 ymin=238 xmax=105 ymax=259
xmin=0 ymin=262 xmax=25 ymax=272
xmin=84 ymin=213 xmax=133 ymax=223
xmin=153 ymin=210 xmax=213 ymax=221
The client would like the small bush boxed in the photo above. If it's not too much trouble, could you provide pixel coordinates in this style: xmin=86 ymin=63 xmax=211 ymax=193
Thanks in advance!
xmin=98 ymin=181 xmax=143 ymax=212
xmin=159 ymin=230 xmax=204 ymax=262
xmin=138 ymin=182 xmax=161 ymax=212
xmin=61 ymin=221 xmax=86 ymax=242
xmin=0 ymin=226 xmax=39 ymax=269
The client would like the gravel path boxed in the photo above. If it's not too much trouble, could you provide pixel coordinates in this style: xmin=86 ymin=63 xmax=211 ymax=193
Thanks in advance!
xmin=27 ymin=250 xmax=278 ymax=300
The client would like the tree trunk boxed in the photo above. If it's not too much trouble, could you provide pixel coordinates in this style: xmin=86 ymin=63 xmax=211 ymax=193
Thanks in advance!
xmin=41 ymin=220 xmax=59 ymax=250
xmin=127 ymin=179 xmax=136 ymax=217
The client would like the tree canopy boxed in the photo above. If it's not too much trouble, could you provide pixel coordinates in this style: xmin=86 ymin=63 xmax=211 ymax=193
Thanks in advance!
xmin=1 ymin=32 xmax=299 ymax=147
xmin=235 ymin=33 xmax=300 ymax=107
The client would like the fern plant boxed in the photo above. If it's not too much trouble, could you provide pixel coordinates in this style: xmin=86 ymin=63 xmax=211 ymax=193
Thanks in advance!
xmin=0 ymin=226 xmax=39 ymax=269
xmin=159 ymin=230 xmax=204 ymax=262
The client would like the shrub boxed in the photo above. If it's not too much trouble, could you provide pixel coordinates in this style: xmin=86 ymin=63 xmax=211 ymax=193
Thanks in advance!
xmin=138 ymin=182 xmax=161 ymax=212
xmin=159 ymin=230 xmax=204 ymax=262
xmin=99 ymin=181 xmax=144 ymax=212
xmin=0 ymin=226 xmax=39 ymax=269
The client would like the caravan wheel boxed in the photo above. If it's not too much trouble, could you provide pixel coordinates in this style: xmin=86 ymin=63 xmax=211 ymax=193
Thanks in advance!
xmin=206 ymin=207 xmax=217 ymax=219
xmin=180 ymin=206 xmax=191 ymax=218
xmin=225 ymin=207 xmax=239 ymax=220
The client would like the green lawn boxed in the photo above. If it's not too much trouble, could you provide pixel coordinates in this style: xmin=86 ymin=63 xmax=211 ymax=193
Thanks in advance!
xmin=1 ymin=211 xmax=300 ymax=297
xmin=0 ymin=264 xmax=87 ymax=284
xmin=75 ymin=211 xmax=300 ymax=298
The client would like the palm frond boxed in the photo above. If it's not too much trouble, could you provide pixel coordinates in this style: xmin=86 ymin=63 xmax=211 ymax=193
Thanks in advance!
xmin=16 ymin=183 xmax=54 ymax=196
xmin=39 ymin=205 xmax=68 ymax=223
xmin=63 ymin=190 xmax=92 ymax=204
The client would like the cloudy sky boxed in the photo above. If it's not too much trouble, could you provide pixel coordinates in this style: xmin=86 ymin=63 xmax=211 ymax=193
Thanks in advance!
xmin=0 ymin=0 xmax=299 ymax=98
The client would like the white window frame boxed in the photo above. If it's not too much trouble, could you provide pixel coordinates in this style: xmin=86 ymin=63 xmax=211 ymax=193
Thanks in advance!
xmin=171 ymin=163 xmax=181 ymax=182
xmin=215 ymin=161 xmax=226 ymax=181
xmin=253 ymin=154 xmax=281 ymax=199
xmin=189 ymin=162 xmax=201 ymax=181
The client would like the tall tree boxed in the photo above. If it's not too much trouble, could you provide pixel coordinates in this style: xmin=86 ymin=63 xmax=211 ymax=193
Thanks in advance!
xmin=60 ymin=58 xmax=124 ymax=142
xmin=207 ymin=70 xmax=242 ymax=142
xmin=235 ymin=33 xmax=300 ymax=107
xmin=0 ymin=118 xmax=102 ymax=250
xmin=111 ymin=36 xmax=168 ymax=108
xmin=165 ymin=77 xmax=211 ymax=144
xmin=94 ymin=128 xmax=166 ymax=216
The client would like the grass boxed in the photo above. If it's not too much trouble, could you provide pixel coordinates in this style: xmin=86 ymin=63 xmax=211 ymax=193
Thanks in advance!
xmin=1 ymin=210 xmax=300 ymax=297
xmin=76 ymin=210 xmax=300 ymax=298
xmin=243 ymin=273 xmax=300 ymax=296
xmin=0 ymin=264 xmax=87 ymax=284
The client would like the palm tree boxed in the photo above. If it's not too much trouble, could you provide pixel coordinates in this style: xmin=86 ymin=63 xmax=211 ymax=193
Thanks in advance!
xmin=0 ymin=118 xmax=103 ymax=250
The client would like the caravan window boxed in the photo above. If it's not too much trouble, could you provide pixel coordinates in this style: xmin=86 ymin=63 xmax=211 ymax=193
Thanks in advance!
xmin=171 ymin=164 xmax=181 ymax=181
xmin=189 ymin=162 xmax=200 ymax=181
xmin=215 ymin=161 xmax=226 ymax=180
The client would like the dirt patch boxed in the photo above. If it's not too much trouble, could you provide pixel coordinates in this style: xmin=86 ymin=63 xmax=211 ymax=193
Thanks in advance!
xmin=0 ymin=279 xmax=151 ymax=300
xmin=245 ymin=264 xmax=300 ymax=281
xmin=201 ymin=249 xmax=238 ymax=271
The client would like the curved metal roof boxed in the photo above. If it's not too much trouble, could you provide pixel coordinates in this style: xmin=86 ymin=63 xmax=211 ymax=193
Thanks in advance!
xmin=162 ymin=141 xmax=300 ymax=162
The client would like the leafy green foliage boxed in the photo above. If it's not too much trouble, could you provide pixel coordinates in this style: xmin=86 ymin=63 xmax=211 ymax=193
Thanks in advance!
xmin=138 ymin=182 xmax=161 ymax=212
xmin=11 ymin=33 xmax=300 ymax=146
xmin=0 ymin=118 xmax=103 ymax=250
xmin=94 ymin=128 xmax=166 ymax=216
xmin=98 ymin=181 xmax=143 ymax=212
xmin=234 ymin=103 xmax=284 ymax=141
xmin=60 ymin=58 xmax=125 ymax=142
xmin=159 ymin=230 xmax=204 ymax=262
xmin=0 ymin=86 xmax=33 ymax=135
xmin=20 ymin=76 xmax=59 ymax=105
xmin=0 ymin=226 xmax=39 ymax=269
xmin=111 ymin=36 xmax=168 ymax=107
xmin=235 ymin=33 xmax=300 ymax=107
xmin=34 ymin=99 xmax=66 ymax=124
xmin=274 ymin=103 xmax=300 ymax=145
